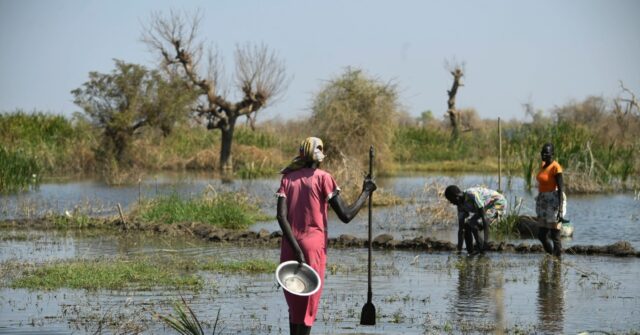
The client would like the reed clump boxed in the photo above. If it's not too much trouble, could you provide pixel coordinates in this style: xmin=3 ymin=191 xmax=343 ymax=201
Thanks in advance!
xmin=0 ymin=147 xmax=40 ymax=194
xmin=0 ymin=110 xmax=97 ymax=179
xmin=130 ymin=190 xmax=268 ymax=230
xmin=492 ymin=196 xmax=524 ymax=238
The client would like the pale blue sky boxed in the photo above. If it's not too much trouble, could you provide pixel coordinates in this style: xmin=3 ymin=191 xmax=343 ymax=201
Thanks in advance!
xmin=1 ymin=0 xmax=638 ymax=122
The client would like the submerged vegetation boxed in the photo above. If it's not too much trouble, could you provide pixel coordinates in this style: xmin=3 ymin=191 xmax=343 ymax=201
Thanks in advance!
xmin=10 ymin=258 xmax=202 ymax=291
xmin=7 ymin=256 xmax=277 ymax=291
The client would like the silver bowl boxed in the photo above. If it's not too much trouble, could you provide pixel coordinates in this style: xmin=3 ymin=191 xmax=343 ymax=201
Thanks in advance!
xmin=275 ymin=261 xmax=321 ymax=296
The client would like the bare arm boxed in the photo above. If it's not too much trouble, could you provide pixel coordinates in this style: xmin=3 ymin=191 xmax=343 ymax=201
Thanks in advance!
xmin=556 ymin=173 xmax=564 ymax=220
xmin=276 ymin=197 xmax=305 ymax=264
xmin=328 ymin=178 xmax=376 ymax=223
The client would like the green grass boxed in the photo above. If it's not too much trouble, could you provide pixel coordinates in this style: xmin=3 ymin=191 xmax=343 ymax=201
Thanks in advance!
xmin=49 ymin=213 xmax=96 ymax=229
xmin=392 ymin=126 xmax=499 ymax=163
xmin=0 ymin=111 xmax=75 ymax=147
xmin=163 ymin=124 xmax=219 ymax=159
xmin=234 ymin=126 xmax=279 ymax=149
xmin=492 ymin=213 xmax=521 ymax=238
xmin=10 ymin=258 xmax=202 ymax=290
xmin=0 ymin=110 xmax=96 ymax=177
xmin=133 ymin=192 xmax=268 ymax=229
xmin=158 ymin=296 xmax=220 ymax=335
xmin=236 ymin=162 xmax=277 ymax=179
xmin=7 ymin=256 xmax=276 ymax=291
xmin=0 ymin=147 xmax=41 ymax=194
xmin=491 ymin=196 xmax=524 ymax=238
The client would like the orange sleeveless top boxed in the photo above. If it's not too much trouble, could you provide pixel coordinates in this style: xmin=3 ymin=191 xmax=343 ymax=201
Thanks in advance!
xmin=536 ymin=160 xmax=563 ymax=192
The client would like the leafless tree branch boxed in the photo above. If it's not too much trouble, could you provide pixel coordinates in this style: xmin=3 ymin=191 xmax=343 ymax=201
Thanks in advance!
xmin=619 ymin=80 xmax=639 ymax=115
xmin=141 ymin=10 xmax=288 ymax=170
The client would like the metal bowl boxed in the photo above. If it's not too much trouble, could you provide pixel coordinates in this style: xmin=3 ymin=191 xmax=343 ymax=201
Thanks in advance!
xmin=275 ymin=261 xmax=321 ymax=296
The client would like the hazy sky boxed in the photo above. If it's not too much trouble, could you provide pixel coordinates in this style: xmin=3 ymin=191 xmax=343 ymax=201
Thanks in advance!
xmin=1 ymin=0 xmax=639 ymax=122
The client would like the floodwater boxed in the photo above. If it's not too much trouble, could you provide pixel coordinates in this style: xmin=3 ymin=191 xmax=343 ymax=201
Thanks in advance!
xmin=2 ymin=173 xmax=639 ymax=248
xmin=0 ymin=231 xmax=639 ymax=334
xmin=1 ymin=173 xmax=639 ymax=334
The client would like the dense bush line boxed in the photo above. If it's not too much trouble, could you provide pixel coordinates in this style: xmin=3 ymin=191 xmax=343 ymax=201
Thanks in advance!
xmin=1 ymin=95 xmax=638 ymax=194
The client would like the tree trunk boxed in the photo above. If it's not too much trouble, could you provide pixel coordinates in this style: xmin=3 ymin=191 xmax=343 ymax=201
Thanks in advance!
xmin=219 ymin=117 xmax=237 ymax=172
xmin=447 ymin=68 xmax=464 ymax=140
xmin=447 ymin=109 xmax=460 ymax=140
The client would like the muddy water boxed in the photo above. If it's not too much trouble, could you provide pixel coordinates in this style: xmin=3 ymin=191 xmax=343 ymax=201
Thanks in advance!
xmin=1 ymin=230 xmax=639 ymax=334
xmin=1 ymin=173 xmax=639 ymax=333
xmin=3 ymin=173 xmax=638 ymax=248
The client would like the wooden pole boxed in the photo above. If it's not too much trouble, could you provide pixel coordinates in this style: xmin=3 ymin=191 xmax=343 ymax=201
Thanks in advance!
xmin=498 ymin=117 xmax=502 ymax=192
xmin=117 ymin=203 xmax=126 ymax=226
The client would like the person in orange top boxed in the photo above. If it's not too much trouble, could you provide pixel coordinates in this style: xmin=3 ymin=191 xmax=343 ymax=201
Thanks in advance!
xmin=536 ymin=143 xmax=565 ymax=257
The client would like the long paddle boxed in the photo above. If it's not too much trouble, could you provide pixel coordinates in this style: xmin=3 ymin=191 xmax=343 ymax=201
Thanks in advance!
xmin=360 ymin=145 xmax=376 ymax=325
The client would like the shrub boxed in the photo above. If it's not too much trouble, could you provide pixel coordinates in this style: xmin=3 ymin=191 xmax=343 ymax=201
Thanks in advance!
xmin=0 ymin=147 xmax=40 ymax=194
xmin=310 ymin=68 xmax=400 ymax=174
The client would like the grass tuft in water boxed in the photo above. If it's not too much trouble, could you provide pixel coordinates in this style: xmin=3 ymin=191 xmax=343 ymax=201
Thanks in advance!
xmin=133 ymin=191 xmax=268 ymax=229
xmin=10 ymin=258 xmax=202 ymax=291
xmin=158 ymin=296 xmax=222 ymax=335
xmin=492 ymin=196 xmax=524 ymax=238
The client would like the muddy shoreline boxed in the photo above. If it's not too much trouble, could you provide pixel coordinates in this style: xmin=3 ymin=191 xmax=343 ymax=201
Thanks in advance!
xmin=1 ymin=217 xmax=638 ymax=258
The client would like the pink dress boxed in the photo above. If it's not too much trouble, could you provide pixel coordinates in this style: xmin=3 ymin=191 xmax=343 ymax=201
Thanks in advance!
xmin=276 ymin=167 xmax=340 ymax=326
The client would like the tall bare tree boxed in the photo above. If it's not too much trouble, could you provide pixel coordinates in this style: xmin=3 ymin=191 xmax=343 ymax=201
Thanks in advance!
xmin=142 ymin=10 xmax=288 ymax=171
xmin=444 ymin=60 xmax=465 ymax=139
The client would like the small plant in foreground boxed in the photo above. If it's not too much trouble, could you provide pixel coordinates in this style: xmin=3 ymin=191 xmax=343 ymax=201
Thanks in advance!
xmin=492 ymin=196 xmax=524 ymax=238
xmin=158 ymin=296 xmax=221 ymax=335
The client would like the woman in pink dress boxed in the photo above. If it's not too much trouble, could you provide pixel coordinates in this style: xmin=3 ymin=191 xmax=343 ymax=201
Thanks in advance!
xmin=276 ymin=137 xmax=376 ymax=335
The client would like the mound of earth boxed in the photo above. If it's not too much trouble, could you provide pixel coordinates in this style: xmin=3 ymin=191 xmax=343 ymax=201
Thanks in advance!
xmin=1 ymin=217 xmax=638 ymax=258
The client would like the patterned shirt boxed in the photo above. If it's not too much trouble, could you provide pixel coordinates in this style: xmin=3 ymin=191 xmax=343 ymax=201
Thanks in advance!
xmin=457 ymin=187 xmax=506 ymax=221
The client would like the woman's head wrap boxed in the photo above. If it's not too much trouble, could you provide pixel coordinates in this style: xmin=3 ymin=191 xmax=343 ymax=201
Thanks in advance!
xmin=280 ymin=137 xmax=325 ymax=174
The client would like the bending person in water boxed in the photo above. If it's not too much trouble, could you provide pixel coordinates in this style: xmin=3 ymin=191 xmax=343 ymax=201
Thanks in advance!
xmin=445 ymin=185 xmax=507 ymax=255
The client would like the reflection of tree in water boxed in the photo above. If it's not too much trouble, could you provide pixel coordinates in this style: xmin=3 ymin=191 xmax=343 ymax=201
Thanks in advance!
xmin=537 ymin=257 xmax=565 ymax=334
xmin=452 ymin=256 xmax=492 ymax=319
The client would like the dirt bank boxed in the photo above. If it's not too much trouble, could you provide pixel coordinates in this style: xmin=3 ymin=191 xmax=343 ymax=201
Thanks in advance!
xmin=1 ymin=217 xmax=638 ymax=258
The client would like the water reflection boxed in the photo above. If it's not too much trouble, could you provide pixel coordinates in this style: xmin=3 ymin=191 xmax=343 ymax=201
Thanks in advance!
xmin=2 ymin=173 xmax=639 ymax=249
xmin=1 ymin=229 xmax=639 ymax=333
xmin=452 ymin=256 xmax=492 ymax=319
xmin=537 ymin=257 xmax=565 ymax=334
